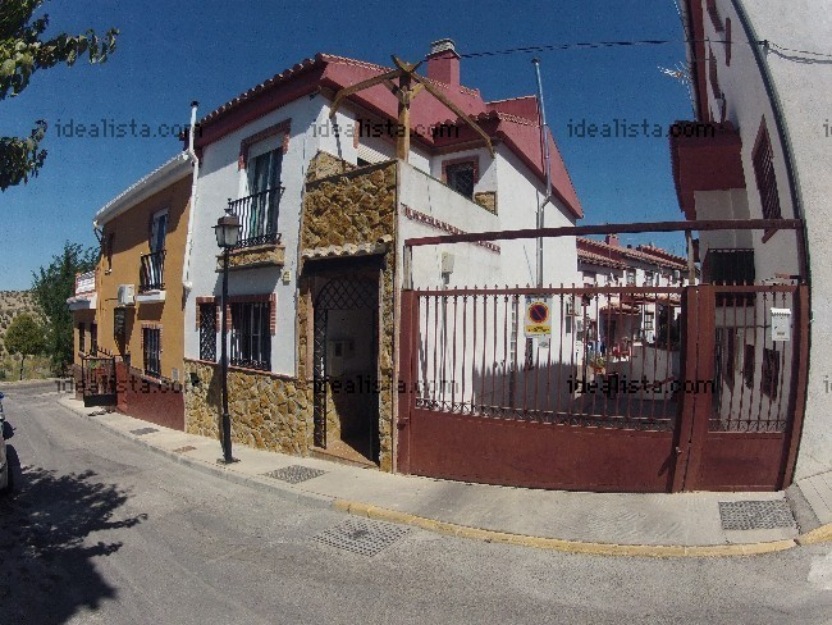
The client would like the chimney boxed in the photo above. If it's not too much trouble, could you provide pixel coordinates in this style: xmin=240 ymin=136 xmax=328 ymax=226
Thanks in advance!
xmin=605 ymin=234 xmax=620 ymax=248
xmin=427 ymin=38 xmax=460 ymax=87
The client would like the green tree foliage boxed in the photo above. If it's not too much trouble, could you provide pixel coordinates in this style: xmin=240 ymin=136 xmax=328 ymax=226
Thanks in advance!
xmin=32 ymin=241 xmax=98 ymax=373
xmin=1 ymin=0 xmax=118 ymax=191
xmin=5 ymin=312 xmax=46 ymax=379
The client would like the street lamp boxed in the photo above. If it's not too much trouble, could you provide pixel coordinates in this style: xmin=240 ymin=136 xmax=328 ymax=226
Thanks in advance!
xmin=214 ymin=206 xmax=241 ymax=464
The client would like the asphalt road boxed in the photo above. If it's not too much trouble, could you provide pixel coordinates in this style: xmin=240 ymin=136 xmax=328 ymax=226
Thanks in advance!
xmin=1 ymin=381 xmax=831 ymax=625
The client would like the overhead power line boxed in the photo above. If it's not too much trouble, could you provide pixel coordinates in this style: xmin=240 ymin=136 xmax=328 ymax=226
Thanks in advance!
xmin=449 ymin=38 xmax=832 ymax=61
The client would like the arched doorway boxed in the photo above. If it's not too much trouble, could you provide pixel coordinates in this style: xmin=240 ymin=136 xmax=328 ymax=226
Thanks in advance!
xmin=313 ymin=276 xmax=379 ymax=464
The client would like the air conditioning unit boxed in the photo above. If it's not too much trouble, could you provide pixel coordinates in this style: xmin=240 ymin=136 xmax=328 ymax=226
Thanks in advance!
xmin=117 ymin=284 xmax=135 ymax=307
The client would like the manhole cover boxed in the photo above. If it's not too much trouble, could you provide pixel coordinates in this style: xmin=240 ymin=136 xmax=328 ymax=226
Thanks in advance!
xmin=314 ymin=519 xmax=410 ymax=556
xmin=130 ymin=427 xmax=159 ymax=436
xmin=263 ymin=465 xmax=326 ymax=484
xmin=172 ymin=445 xmax=197 ymax=453
xmin=719 ymin=500 xmax=795 ymax=530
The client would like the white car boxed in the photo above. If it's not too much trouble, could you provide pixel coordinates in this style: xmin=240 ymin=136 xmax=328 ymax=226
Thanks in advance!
xmin=0 ymin=392 xmax=10 ymax=494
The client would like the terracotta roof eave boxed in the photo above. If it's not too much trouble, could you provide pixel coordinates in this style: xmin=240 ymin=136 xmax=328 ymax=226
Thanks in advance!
xmin=198 ymin=53 xmax=328 ymax=127
xmin=578 ymin=237 xmax=687 ymax=270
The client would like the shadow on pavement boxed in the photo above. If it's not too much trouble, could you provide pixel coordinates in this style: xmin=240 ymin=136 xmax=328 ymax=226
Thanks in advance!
xmin=0 ymin=447 xmax=148 ymax=624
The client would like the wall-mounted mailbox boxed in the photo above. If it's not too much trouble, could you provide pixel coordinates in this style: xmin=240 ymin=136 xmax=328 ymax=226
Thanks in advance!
xmin=770 ymin=308 xmax=791 ymax=342
xmin=327 ymin=339 xmax=355 ymax=377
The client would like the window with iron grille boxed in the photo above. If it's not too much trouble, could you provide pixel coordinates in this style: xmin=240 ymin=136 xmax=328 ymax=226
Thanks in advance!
xmin=90 ymin=323 xmax=98 ymax=354
xmin=743 ymin=343 xmax=755 ymax=389
xmin=753 ymin=121 xmax=782 ymax=221
xmin=444 ymin=161 xmax=476 ymax=199
xmin=143 ymin=327 xmax=161 ymax=378
xmin=725 ymin=18 xmax=732 ymax=66
xmin=643 ymin=312 xmax=654 ymax=331
xmin=231 ymin=301 xmax=271 ymax=371
xmin=708 ymin=45 xmax=722 ymax=101
xmin=199 ymin=303 xmax=217 ymax=362
xmin=626 ymin=269 xmax=636 ymax=286
xmin=78 ymin=323 xmax=85 ymax=354
xmin=761 ymin=347 xmax=780 ymax=400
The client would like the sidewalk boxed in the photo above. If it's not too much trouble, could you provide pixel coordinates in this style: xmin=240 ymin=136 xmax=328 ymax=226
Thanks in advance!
xmin=56 ymin=394 xmax=832 ymax=557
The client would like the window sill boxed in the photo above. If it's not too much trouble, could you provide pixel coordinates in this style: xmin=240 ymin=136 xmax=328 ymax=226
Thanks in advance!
xmin=216 ymin=243 xmax=285 ymax=271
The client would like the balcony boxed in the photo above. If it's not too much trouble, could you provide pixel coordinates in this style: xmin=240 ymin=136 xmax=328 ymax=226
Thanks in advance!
xmin=139 ymin=251 xmax=165 ymax=292
xmin=137 ymin=251 xmax=166 ymax=303
xmin=67 ymin=270 xmax=97 ymax=311
xmin=669 ymin=121 xmax=745 ymax=220
xmin=229 ymin=187 xmax=283 ymax=249
xmin=217 ymin=188 xmax=286 ymax=272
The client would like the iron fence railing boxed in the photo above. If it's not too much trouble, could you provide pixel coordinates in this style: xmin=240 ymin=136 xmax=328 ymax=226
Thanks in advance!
xmin=139 ymin=250 xmax=165 ymax=292
xmin=227 ymin=187 xmax=283 ymax=249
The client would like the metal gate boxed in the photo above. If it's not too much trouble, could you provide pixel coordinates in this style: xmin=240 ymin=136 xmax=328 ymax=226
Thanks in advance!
xmin=676 ymin=284 xmax=808 ymax=491
xmin=80 ymin=354 xmax=117 ymax=407
xmin=398 ymin=285 xmax=686 ymax=492
xmin=396 ymin=219 xmax=808 ymax=493
xmin=397 ymin=283 xmax=807 ymax=492
xmin=313 ymin=277 xmax=379 ymax=456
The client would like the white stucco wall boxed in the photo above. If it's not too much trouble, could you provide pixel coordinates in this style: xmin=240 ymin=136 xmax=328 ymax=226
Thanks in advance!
xmin=184 ymin=95 xmax=331 ymax=376
xmin=714 ymin=0 xmax=832 ymax=478
xmin=698 ymin=1 xmax=801 ymax=283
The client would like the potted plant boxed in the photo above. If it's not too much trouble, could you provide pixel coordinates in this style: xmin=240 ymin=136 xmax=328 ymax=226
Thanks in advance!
xmin=588 ymin=354 xmax=606 ymax=375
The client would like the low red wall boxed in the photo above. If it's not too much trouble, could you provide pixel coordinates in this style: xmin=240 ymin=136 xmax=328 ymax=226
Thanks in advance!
xmin=115 ymin=362 xmax=185 ymax=430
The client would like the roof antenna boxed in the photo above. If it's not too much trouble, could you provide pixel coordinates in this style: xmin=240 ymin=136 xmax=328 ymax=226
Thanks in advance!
xmin=532 ymin=58 xmax=553 ymax=288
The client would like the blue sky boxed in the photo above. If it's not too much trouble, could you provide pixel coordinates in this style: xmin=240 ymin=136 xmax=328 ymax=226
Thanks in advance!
xmin=1 ymin=0 xmax=694 ymax=290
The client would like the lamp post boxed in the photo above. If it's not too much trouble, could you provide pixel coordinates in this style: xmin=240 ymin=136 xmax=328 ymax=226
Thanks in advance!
xmin=214 ymin=206 xmax=241 ymax=464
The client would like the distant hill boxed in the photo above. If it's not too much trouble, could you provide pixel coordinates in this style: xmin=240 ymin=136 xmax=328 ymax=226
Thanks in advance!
xmin=0 ymin=290 xmax=46 ymax=357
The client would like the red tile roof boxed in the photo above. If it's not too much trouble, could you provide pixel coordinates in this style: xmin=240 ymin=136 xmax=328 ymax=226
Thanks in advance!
xmin=577 ymin=237 xmax=687 ymax=271
xmin=192 ymin=53 xmax=582 ymax=219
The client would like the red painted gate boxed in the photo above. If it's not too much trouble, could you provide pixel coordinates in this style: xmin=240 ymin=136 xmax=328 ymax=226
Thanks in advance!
xmin=395 ymin=221 xmax=808 ymax=493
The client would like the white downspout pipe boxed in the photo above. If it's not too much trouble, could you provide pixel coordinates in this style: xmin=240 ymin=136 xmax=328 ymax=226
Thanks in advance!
xmin=182 ymin=101 xmax=200 ymax=291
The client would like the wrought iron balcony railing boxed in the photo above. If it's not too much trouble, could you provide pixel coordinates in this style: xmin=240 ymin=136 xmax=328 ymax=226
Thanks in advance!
xmin=139 ymin=250 xmax=165 ymax=292
xmin=227 ymin=187 xmax=284 ymax=249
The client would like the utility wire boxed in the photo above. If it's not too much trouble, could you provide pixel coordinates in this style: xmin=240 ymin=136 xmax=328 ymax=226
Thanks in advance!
xmin=451 ymin=38 xmax=832 ymax=60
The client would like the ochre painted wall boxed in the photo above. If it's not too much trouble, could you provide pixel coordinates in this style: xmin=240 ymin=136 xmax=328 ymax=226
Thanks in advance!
xmin=96 ymin=174 xmax=192 ymax=382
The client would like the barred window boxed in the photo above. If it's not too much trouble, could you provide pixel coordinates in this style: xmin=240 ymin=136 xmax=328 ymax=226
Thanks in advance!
xmin=199 ymin=303 xmax=217 ymax=362
xmin=761 ymin=347 xmax=780 ymax=400
xmin=231 ymin=301 xmax=271 ymax=371
xmin=444 ymin=161 xmax=476 ymax=199
xmin=143 ymin=327 xmax=161 ymax=378
xmin=78 ymin=323 xmax=86 ymax=354
xmin=753 ymin=122 xmax=782 ymax=221
xmin=708 ymin=45 xmax=722 ymax=101
xmin=90 ymin=323 xmax=98 ymax=354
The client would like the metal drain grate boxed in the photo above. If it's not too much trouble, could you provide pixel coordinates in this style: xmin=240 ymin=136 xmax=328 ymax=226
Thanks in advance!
xmin=172 ymin=445 xmax=197 ymax=454
xmin=314 ymin=519 xmax=410 ymax=556
xmin=262 ymin=465 xmax=326 ymax=484
xmin=130 ymin=427 xmax=159 ymax=436
xmin=719 ymin=500 xmax=795 ymax=530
